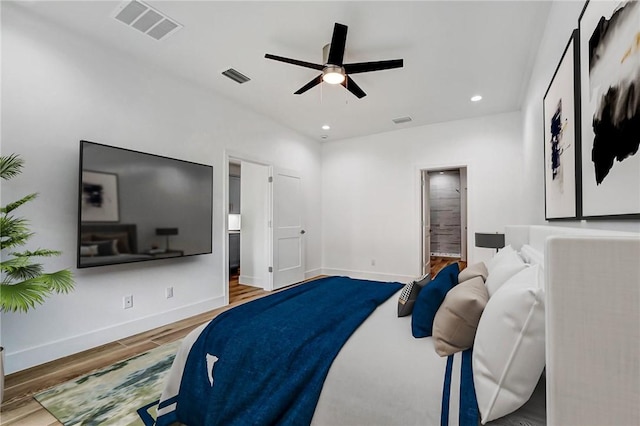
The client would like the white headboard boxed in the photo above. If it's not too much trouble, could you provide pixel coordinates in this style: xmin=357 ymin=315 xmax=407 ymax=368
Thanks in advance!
xmin=505 ymin=225 xmax=640 ymax=425
xmin=505 ymin=225 xmax=637 ymax=253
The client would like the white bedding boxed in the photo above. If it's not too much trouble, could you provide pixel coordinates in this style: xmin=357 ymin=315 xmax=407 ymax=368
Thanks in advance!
xmin=312 ymin=289 xmax=451 ymax=425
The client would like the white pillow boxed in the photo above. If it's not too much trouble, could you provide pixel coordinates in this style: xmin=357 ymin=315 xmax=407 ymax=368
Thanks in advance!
xmin=473 ymin=265 xmax=545 ymax=424
xmin=519 ymin=244 xmax=544 ymax=267
xmin=80 ymin=244 xmax=98 ymax=257
xmin=484 ymin=245 xmax=515 ymax=273
xmin=484 ymin=251 xmax=527 ymax=296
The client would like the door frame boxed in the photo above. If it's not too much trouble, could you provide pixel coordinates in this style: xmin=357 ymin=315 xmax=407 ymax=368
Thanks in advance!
xmin=224 ymin=150 xmax=274 ymax=304
xmin=416 ymin=162 xmax=471 ymax=276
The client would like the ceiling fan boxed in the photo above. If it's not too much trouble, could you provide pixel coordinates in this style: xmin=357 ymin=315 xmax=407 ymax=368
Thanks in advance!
xmin=265 ymin=23 xmax=403 ymax=99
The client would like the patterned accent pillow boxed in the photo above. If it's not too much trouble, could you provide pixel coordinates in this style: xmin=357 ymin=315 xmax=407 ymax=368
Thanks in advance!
xmin=397 ymin=273 xmax=430 ymax=317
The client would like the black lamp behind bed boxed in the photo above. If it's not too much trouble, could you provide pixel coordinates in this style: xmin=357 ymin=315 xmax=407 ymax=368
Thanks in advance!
xmin=475 ymin=232 xmax=505 ymax=253
xmin=156 ymin=227 xmax=178 ymax=251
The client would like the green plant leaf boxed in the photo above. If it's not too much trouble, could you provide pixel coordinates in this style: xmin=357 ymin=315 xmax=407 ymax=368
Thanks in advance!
xmin=0 ymin=270 xmax=74 ymax=313
xmin=0 ymin=279 xmax=48 ymax=313
xmin=1 ymin=259 xmax=44 ymax=281
xmin=11 ymin=248 xmax=63 ymax=257
xmin=1 ymin=193 xmax=38 ymax=214
xmin=0 ymin=215 xmax=33 ymax=250
xmin=41 ymin=269 xmax=75 ymax=294
xmin=0 ymin=154 xmax=25 ymax=181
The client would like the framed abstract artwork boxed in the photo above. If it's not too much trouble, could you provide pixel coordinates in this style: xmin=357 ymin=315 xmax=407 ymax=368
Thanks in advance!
xmin=81 ymin=170 xmax=120 ymax=222
xmin=578 ymin=0 xmax=640 ymax=219
xmin=543 ymin=29 xmax=581 ymax=220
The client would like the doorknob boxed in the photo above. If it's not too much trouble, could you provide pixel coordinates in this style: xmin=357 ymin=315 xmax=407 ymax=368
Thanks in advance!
xmin=300 ymin=230 xmax=306 ymax=235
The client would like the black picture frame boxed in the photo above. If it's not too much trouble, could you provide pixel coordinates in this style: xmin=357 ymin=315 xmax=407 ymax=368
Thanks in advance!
xmin=543 ymin=29 xmax=581 ymax=220
xmin=578 ymin=0 xmax=640 ymax=219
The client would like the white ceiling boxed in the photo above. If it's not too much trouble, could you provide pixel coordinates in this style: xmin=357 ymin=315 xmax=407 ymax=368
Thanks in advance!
xmin=14 ymin=1 xmax=552 ymax=142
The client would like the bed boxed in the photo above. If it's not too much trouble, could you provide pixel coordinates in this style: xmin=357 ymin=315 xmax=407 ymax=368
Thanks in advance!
xmin=156 ymin=225 xmax=640 ymax=425
xmin=78 ymin=223 xmax=153 ymax=267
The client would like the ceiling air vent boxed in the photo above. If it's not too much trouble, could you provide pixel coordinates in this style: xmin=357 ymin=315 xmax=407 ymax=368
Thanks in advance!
xmin=113 ymin=0 xmax=182 ymax=41
xmin=222 ymin=69 xmax=251 ymax=84
xmin=392 ymin=116 xmax=412 ymax=125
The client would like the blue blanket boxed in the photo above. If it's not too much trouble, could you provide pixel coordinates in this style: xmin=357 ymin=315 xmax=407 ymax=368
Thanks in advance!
xmin=157 ymin=276 xmax=402 ymax=426
xmin=440 ymin=349 xmax=479 ymax=426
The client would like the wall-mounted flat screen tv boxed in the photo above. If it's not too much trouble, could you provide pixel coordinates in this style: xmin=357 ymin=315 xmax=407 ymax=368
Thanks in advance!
xmin=78 ymin=140 xmax=213 ymax=268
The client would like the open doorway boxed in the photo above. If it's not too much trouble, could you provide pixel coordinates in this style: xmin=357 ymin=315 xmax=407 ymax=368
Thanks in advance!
xmin=421 ymin=167 xmax=468 ymax=277
xmin=225 ymin=154 xmax=306 ymax=304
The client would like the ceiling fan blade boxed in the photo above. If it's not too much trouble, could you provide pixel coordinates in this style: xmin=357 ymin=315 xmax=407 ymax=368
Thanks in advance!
xmin=294 ymin=75 xmax=324 ymax=95
xmin=341 ymin=76 xmax=367 ymax=98
xmin=265 ymin=54 xmax=324 ymax=71
xmin=344 ymin=59 xmax=404 ymax=74
xmin=327 ymin=23 xmax=348 ymax=66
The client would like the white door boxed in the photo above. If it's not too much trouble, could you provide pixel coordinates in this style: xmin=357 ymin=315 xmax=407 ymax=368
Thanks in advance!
xmin=422 ymin=171 xmax=431 ymax=276
xmin=239 ymin=161 xmax=270 ymax=289
xmin=272 ymin=167 xmax=305 ymax=289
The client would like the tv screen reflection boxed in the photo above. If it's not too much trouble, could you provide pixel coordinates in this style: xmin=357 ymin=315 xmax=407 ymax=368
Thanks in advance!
xmin=78 ymin=141 xmax=213 ymax=268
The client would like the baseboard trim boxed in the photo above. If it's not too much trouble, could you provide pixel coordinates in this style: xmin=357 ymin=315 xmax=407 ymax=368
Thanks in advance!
xmin=5 ymin=296 xmax=225 ymax=374
xmin=320 ymin=268 xmax=414 ymax=283
xmin=304 ymin=268 xmax=322 ymax=279
xmin=238 ymin=274 xmax=264 ymax=288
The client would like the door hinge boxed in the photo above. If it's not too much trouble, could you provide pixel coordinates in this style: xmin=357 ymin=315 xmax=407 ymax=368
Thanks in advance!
xmin=268 ymin=176 xmax=273 ymax=183
xmin=268 ymin=266 xmax=273 ymax=273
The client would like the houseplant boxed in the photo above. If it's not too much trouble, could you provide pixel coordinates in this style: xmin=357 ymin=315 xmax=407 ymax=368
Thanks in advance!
xmin=0 ymin=153 xmax=75 ymax=401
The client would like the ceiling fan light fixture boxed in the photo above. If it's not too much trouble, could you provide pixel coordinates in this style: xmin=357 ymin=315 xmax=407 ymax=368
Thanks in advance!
xmin=322 ymin=66 xmax=345 ymax=84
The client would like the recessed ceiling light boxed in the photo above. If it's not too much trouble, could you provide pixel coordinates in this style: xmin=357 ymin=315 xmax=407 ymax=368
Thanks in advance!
xmin=471 ymin=95 xmax=483 ymax=102
xmin=321 ymin=125 xmax=331 ymax=130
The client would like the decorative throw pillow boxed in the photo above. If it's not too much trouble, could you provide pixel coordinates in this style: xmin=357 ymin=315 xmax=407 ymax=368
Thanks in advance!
xmin=411 ymin=262 xmax=459 ymax=338
xmin=458 ymin=262 xmax=489 ymax=283
xmin=473 ymin=265 xmax=545 ymax=424
xmin=92 ymin=240 xmax=119 ymax=256
xmin=484 ymin=251 xmax=527 ymax=297
xmin=397 ymin=273 xmax=430 ymax=317
xmin=432 ymin=276 xmax=488 ymax=356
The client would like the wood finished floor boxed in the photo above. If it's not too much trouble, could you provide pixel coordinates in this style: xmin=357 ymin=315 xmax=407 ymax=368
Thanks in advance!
xmin=0 ymin=259 xmax=463 ymax=425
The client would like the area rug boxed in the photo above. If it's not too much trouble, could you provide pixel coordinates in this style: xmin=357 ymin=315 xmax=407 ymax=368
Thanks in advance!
xmin=35 ymin=339 xmax=181 ymax=426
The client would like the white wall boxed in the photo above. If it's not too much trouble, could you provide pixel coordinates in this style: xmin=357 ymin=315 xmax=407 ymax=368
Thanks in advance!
xmin=321 ymin=112 xmax=525 ymax=282
xmin=0 ymin=4 xmax=322 ymax=373
xmin=520 ymin=0 xmax=640 ymax=233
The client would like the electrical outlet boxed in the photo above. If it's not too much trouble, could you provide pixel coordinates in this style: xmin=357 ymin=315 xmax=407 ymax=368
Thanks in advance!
xmin=166 ymin=286 xmax=174 ymax=299
xmin=123 ymin=295 xmax=133 ymax=309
